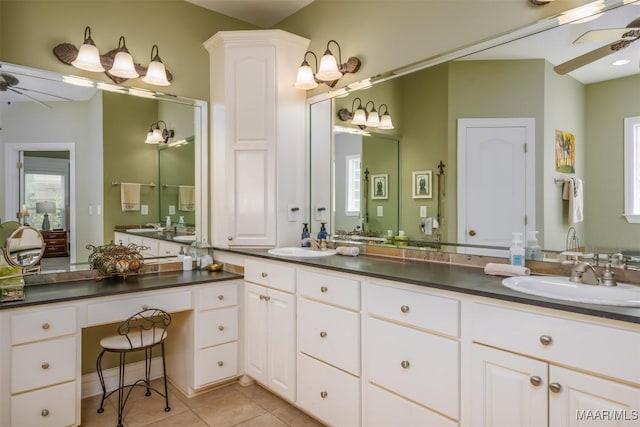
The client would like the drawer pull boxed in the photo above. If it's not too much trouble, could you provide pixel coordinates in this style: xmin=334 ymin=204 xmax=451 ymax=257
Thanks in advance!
xmin=218 ymin=325 xmax=225 ymax=331
xmin=42 ymin=323 xmax=50 ymax=330
xmin=218 ymin=295 xmax=225 ymax=300
xmin=549 ymin=383 xmax=562 ymax=393
xmin=539 ymin=335 xmax=553 ymax=346
xmin=400 ymin=305 xmax=410 ymax=313
xmin=320 ymin=286 xmax=328 ymax=293
xmin=41 ymin=409 xmax=50 ymax=417
xmin=261 ymin=272 xmax=268 ymax=278
xmin=41 ymin=362 xmax=50 ymax=370
xmin=320 ymin=331 xmax=327 ymax=338
xmin=142 ymin=304 xmax=149 ymax=310
xmin=218 ymin=361 xmax=224 ymax=367
xmin=264 ymin=296 xmax=271 ymax=301
xmin=530 ymin=376 xmax=542 ymax=386
xmin=320 ymin=391 xmax=328 ymax=399
xmin=259 ymin=295 xmax=265 ymax=300
xmin=401 ymin=360 xmax=410 ymax=369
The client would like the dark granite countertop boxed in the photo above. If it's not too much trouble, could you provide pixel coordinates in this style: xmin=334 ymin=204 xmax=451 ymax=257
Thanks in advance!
xmin=216 ymin=247 xmax=640 ymax=325
xmin=0 ymin=270 xmax=242 ymax=310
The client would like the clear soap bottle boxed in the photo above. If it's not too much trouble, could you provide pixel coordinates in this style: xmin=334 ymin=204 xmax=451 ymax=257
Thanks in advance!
xmin=509 ymin=232 xmax=525 ymax=266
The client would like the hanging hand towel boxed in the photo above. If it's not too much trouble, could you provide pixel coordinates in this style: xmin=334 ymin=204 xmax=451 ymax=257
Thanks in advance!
xmin=420 ymin=217 xmax=433 ymax=235
xmin=569 ymin=179 xmax=584 ymax=224
xmin=178 ymin=185 xmax=196 ymax=211
xmin=120 ymin=183 xmax=141 ymax=212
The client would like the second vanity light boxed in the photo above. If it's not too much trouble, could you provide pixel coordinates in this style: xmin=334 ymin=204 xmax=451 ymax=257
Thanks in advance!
xmin=294 ymin=40 xmax=361 ymax=90
xmin=145 ymin=120 xmax=175 ymax=144
xmin=337 ymin=97 xmax=395 ymax=130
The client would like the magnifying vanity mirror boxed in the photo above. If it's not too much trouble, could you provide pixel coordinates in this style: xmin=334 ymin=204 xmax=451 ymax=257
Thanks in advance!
xmin=0 ymin=62 xmax=208 ymax=271
xmin=312 ymin=0 xmax=640 ymax=258
xmin=3 ymin=225 xmax=45 ymax=268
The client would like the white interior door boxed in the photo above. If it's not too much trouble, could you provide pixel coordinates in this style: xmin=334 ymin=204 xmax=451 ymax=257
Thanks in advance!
xmin=458 ymin=118 xmax=535 ymax=256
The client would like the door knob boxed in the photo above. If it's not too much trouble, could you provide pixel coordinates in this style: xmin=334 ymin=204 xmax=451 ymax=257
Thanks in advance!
xmin=468 ymin=229 xmax=476 ymax=236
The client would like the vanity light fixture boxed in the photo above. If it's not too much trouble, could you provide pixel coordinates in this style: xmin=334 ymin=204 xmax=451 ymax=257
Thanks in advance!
xmin=142 ymin=45 xmax=171 ymax=86
xmin=337 ymin=98 xmax=395 ymax=130
xmin=70 ymin=26 xmax=105 ymax=72
xmin=364 ymin=101 xmax=380 ymax=128
xmin=109 ymin=36 xmax=139 ymax=79
xmin=378 ymin=104 xmax=395 ymax=130
xmin=294 ymin=39 xmax=361 ymax=90
xmin=145 ymin=120 xmax=174 ymax=145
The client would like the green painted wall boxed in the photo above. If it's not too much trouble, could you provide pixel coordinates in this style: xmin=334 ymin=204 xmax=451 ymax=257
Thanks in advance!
xmin=159 ymin=141 xmax=196 ymax=225
xmin=363 ymin=134 xmax=399 ymax=235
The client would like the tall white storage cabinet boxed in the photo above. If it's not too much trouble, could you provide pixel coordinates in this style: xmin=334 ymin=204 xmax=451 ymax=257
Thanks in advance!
xmin=204 ymin=30 xmax=310 ymax=248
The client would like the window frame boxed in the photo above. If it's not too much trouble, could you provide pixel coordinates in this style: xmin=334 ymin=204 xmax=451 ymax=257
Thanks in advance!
xmin=345 ymin=154 xmax=361 ymax=217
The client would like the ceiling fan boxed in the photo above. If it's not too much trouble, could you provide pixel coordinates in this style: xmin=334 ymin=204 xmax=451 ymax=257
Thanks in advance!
xmin=554 ymin=17 xmax=640 ymax=75
xmin=0 ymin=71 xmax=72 ymax=108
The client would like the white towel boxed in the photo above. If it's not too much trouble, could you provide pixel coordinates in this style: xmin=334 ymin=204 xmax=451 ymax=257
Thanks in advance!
xmin=569 ymin=179 xmax=584 ymax=224
xmin=178 ymin=185 xmax=195 ymax=212
xmin=336 ymin=246 xmax=359 ymax=256
xmin=484 ymin=262 xmax=530 ymax=277
xmin=420 ymin=217 xmax=433 ymax=235
xmin=120 ymin=183 xmax=141 ymax=212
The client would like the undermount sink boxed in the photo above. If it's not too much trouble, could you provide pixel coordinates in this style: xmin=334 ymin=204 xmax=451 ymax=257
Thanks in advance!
xmin=267 ymin=247 xmax=337 ymax=258
xmin=125 ymin=228 xmax=157 ymax=233
xmin=502 ymin=275 xmax=640 ymax=307
xmin=173 ymin=235 xmax=197 ymax=243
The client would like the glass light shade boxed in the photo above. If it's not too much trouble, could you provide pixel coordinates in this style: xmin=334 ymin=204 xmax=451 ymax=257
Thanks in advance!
xmin=379 ymin=114 xmax=395 ymax=130
xmin=316 ymin=51 xmax=342 ymax=81
xmin=145 ymin=131 xmax=159 ymax=144
xmin=72 ymin=43 xmax=105 ymax=72
xmin=143 ymin=60 xmax=170 ymax=86
xmin=366 ymin=110 xmax=380 ymax=128
xmin=110 ymin=51 xmax=139 ymax=78
xmin=351 ymin=108 xmax=367 ymax=126
xmin=152 ymin=128 xmax=164 ymax=142
xmin=294 ymin=63 xmax=318 ymax=90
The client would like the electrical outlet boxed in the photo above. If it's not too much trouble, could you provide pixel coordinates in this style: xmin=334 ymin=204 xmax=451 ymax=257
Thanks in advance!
xmin=377 ymin=206 xmax=383 ymax=216
xmin=420 ymin=206 xmax=427 ymax=218
xmin=141 ymin=205 xmax=149 ymax=215
xmin=169 ymin=205 xmax=176 ymax=215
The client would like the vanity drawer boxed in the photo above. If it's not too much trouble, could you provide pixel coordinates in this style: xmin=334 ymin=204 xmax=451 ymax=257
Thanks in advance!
xmin=366 ymin=316 xmax=459 ymax=419
xmin=198 ymin=306 xmax=238 ymax=348
xmin=298 ymin=269 xmax=360 ymax=310
xmin=158 ymin=241 xmax=182 ymax=257
xmin=12 ymin=335 xmax=77 ymax=393
xmin=299 ymin=298 xmax=360 ymax=375
xmin=195 ymin=341 xmax=238 ymax=387
xmin=198 ymin=283 xmax=238 ymax=310
xmin=471 ymin=302 xmax=640 ymax=384
xmin=11 ymin=306 xmax=76 ymax=345
xmin=86 ymin=290 xmax=192 ymax=326
xmin=11 ymin=381 xmax=76 ymax=427
xmin=366 ymin=282 xmax=460 ymax=337
xmin=244 ymin=259 xmax=295 ymax=293
xmin=297 ymin=353 xmax=360 ymax=427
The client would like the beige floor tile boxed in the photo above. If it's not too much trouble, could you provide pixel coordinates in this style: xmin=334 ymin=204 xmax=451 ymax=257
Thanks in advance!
xmin=190 ymin=392 xmax=267 ymax=427
xmin=138 ymin=410 xmax=208 ymax=427
xmin=120 ymin=390 xmax=189 ymax=427
xmin=235 ymin=384 xmax=289 ymax=412
xmin=81 ymin=395 xmax=120 ymax=426
xmin=234 ymin=412 xmax=289 ymax=427
xmin=271 ymin=406 xmax=325 ymax=427
xmin=186 ymin=386 xmax=247 ymax=408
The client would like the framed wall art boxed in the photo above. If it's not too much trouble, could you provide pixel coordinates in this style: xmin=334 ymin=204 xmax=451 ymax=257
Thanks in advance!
xmin=371 ymin=174 xmax=388 ymax=200
xmin=412 ymin=170 xmax=432 ymax=199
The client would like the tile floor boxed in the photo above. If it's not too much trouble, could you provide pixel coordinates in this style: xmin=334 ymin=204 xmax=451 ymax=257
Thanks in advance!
xmin=81 ymin=380 xmax=325 ymax=427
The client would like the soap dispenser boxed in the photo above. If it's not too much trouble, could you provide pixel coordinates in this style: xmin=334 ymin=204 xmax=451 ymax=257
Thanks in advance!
xmin=317 ymin=222 xmax=328 ymax=241
xmin=509 ymin=232 xmax=525 ymax=267
xmin=525 ymin=230 xmax=542 ymax=261
xmin=301 ymin=223 xmax=310 ymax=247
xmin=165 ymin=216 xmax=172 ymax=229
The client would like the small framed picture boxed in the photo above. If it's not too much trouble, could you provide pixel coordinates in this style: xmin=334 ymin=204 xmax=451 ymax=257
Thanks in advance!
xmin=412 ymin=170 xmax=433 ymax=199
xmin=371 ymin=174 xmax=388 ymax=200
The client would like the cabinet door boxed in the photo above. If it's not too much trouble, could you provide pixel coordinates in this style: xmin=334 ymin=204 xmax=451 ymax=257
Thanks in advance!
xmin=471 ymin=344 xmax=548 ymax=427
xmin=549 ymin=365 xmax=640 ymax=427
xmin=244 ymin=282 xmax=268 ymax=383
xmin=267 ymin=288 xmax=296 ymax=402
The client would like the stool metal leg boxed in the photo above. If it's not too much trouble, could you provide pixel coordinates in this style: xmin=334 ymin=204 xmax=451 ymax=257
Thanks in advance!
xmin=117 ymin=352 xmax=126 ymax=427
xmin=96 ymin=349 xmax=107 ymax=414
xmin=161 ymin=342 xmax=171 ymax=412
xmin=144 ymin=348 xmax=152 ymax=396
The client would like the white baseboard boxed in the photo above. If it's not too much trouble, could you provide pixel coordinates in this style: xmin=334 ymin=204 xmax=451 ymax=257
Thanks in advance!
xmin=82 ymin=356 xmax=164 ymax=399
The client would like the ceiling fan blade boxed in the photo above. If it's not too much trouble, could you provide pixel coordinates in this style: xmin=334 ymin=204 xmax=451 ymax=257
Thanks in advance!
xmin=14 ymin=86 xmax=74 ymax=101
xmin=554 ymin=39 xmax=631 ymax=75
xmin=574 ymin=28 xmax=632 ymax=44
xmin=8 ymin=88 xmax=52 ymax=109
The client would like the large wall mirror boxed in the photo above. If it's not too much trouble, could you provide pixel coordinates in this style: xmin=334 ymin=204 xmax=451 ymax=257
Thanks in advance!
xmin=1 ymin=62 xmax=208 ymax=269
xmin=313 ymin=0 xmax=640 ymax=257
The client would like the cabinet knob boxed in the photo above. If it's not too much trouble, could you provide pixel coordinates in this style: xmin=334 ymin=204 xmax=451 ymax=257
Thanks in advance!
xmin=261 ymin=272 xmax=268 ymax=278
xmin=228 ymin=236 xmax=233 ymax=241
xmin=41 ymin=362 xmax=50 ymax=370
xmin=218 ymin=295 xmax=225 ymax=300
xmin=41 ymin=323 xmax=50 ymax=330
xmin=142 ymin=304 xmax=149 ymax=310
xmin=400 ymin=305 xmax=410 ymax=314
xmin=530 ymin=376 xmax=542 ymax=386
xmin=549 ymin=382 xmax=562 ymax=393
xmin=218 ymin=361 xmax=224 ymax=367
xmin=539 ymin=335 xmax=553 ymax=346
xmin=259 ymin=295 xmax=265 ymax=300
xmin=218 ymin=325 xmax=225 ymax=331
xmin=320 ymin=331 xmax=327 ymax=338
xmin=264 ymin=295 xmax=271 ymax=301
xmin=320 ymin=391 xmax=328 ymax=399
xmin=41 ymin=409 xmax=50 ymax=417
xmin=401 ymin=360 xmax=410 ymax=369
xmin=320 ymin=286 xmax=328 ymax=293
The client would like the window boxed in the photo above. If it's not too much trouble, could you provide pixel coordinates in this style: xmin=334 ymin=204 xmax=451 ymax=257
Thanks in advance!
xmin=624 ymin=116 xmax=640 ymax=223
xmin=345 ymin=154 xmax=361 ymax=216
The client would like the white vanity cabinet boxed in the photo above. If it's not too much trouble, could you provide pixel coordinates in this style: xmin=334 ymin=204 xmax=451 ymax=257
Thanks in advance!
xmin=113 ymin=232 xmax=182 ymax=258
xmin=243 ymin=259 xmax=296 ymax=401
xmin=470 ymin=302 xmax=640 ymax=427
xmin=364 ymin=281 xmax=461 ymax=426
xmin=0 ymin=304 xmax=80 ymax=427
xmin=296 ymin=268 xmax=361 ymax=426
xmin=204 ymin=30 xmax=309 ymax=248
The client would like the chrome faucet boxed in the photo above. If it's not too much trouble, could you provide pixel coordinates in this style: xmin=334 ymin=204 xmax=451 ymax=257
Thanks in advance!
xmin=301 ymin=237 xmax=321 ymax=250
xmin=145 ymin=223 xmax=162 ymax=231
xmin=569 ymin=261 xmax=617 ymax=286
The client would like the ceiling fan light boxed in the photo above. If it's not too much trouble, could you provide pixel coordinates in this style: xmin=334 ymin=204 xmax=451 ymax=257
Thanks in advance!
xmin=351 ymin=108 xmax=367 ymax=126
xmin=72 ymin=43 xmax=104 ymax=72
xmin=316 ymin=49 xmax=342 ymax=81
xmin=294 ymin=61 xmax=318 ymax=90
xmin=379 ymin=114 xmax=395 ymax=130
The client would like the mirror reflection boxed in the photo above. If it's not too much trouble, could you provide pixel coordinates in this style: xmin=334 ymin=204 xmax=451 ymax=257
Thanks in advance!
xmin=323 ymin=0 xmax=640 ymax=256
xmin=3 ymin=226 xmax=45 ymax=268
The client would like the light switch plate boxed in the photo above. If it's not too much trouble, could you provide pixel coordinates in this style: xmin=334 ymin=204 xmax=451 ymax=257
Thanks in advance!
xmin=141 ymin=205 xmax=149 ymax=215
xmin=420 ymin=206 xmax=427 ymax=218
xmin=377 ymin=206 xmax=383 ymax=216
xmin=169 ymin=205 xmax=176 ymax=215
xmin=288 ymin=204 xmax=300 ymax=222
xmin=315 ymin=204 xmax=327 ymax=221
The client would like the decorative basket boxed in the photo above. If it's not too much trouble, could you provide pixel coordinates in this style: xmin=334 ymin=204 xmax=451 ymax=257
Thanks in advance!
xmin=86 ymin=242 xmax=147 ymax=280
xmin=0 ymin=266 xmax=25 ymax=302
